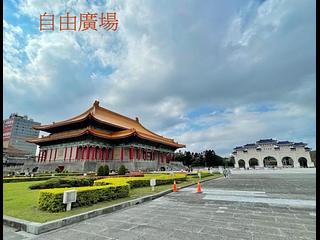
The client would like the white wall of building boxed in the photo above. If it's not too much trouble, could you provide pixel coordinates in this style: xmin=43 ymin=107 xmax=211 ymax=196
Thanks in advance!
xmin=233 ymin=141 xmax=314 ymax=168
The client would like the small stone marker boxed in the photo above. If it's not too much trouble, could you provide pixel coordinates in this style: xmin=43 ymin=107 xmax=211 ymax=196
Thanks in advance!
xmin=150 ymin=179 xmax=156 ymax=191
xmin=63 ymin=190 xmax=77 ymax=211
xmin=198 ymin=172 xmax=201 ymax=180
xmin=83 ymin=173 xmax=87 ymax=176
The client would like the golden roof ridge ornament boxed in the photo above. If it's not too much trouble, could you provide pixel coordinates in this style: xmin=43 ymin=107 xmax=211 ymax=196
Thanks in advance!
xmin=93 ymin=100 xmax=100 ymax=107
xmin=92 ymin=100 xmax=100 ymax=115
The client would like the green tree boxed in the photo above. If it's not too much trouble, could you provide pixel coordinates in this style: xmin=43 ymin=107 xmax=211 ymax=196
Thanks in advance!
xmin=183 ymin=151 xmax=193 ymax=167
xmin=204 ymin=150 xmax=216 ymax=167
xmin=118 ymin=165 xmax=126 ymax=175
xmin=97 ymin=166 xmax=104 ymax=176
xmin=97 ymin=165 xmax=110 ymax=176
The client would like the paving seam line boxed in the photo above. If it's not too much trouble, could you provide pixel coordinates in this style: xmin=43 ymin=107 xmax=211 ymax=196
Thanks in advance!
xmin=3 ymin=175 xmax=223 ymax=235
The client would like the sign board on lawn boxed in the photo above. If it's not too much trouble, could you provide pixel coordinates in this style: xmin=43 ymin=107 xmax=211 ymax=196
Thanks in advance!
xmin=150 ymin=179 xmax=156 ymax=191
xmin=63 ymin=190 xmax=77 ymax=211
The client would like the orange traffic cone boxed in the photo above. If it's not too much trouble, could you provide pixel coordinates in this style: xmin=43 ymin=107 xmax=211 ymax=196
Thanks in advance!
xmin=196 ymin=180 xmax=202 ymax=193
xmin=173 ymin=180 xmax=177 ymax=192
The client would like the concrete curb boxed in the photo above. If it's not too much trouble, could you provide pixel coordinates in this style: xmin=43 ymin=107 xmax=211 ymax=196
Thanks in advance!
xmin=3 ymin=175 xmax=223 ymax=235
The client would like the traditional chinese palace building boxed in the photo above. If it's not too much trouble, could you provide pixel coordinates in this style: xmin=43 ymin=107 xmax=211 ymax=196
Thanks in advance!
xmin=232 ymin=139 xmax=314 ymax=169
xmin=27 ymin=101 xmax=185 ymax=172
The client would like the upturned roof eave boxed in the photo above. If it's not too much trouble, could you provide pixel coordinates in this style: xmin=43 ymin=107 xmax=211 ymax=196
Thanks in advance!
xmin=27 ymin=128 xmax=185 ymax=149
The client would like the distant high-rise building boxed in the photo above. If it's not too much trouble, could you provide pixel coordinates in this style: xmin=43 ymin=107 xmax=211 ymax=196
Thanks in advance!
xmin=3 ymin=113 xmax=40 ymax=155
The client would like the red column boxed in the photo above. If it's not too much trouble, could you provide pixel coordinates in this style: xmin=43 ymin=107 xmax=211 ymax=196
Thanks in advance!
xmin=121 ymin=147 xmax=124 ymax=161
xmin=112 ymin=148 xmax=114 ymax=160
xmin=69 ymin=147 xmax=73 ymax=161
xmin=137 ymin=147 xmax=141 ymax=160
xmin=106 ymin=148 xmax=109 ymax=160
xmin=64 ymin=147 xmax=67 ymax=161
xmin=161 ymin=152 xmax=163 ymax=163
xmin=152 ymin=149 xmax=155 ymax=160
xmin=75 ymin=146 xmax=79 ymax=160
xmin=143 ymin=149 xmax=146 ymax=160
xmin=54 ymin=148 xmax=57 ymax=161
xmin=130 ymin=145 xmax=133 ymax=161
xmin=99 ymin=147 xmax=102 ymax=160
xmin=81 ymin=146 xmax=85 ymax=160
xmin=86 ymin=145 xmax=90 ymax=160
xmin=92 ymin=146 xmax=95 ymax=160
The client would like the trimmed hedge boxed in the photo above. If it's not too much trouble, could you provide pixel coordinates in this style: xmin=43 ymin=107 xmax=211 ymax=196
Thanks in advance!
xmin=3 ymin=176 xmax=55 ymax=183
xmin=38 ymin=173 xmax=186 ymax=212
xmin=29 ymin=177 xmax=94 ymax=190
xmin=38 ymin=184 xmax=129 ymax=212
xmin=94 ymin=173 xmax=187 ymax=188
xmin=188 ymin=172 xmax=218 ymax=179
xmin=35 ymin=173 xmax=84 ymax=177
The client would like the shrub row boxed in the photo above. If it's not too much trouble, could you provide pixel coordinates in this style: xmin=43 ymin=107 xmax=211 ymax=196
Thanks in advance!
xmin=38 ymin=173 xmax=186 ymax=212
xmin=3 ymin=176 xmax=55 ymax=183
xmin=39 ymin=184 xmax=130 ymax=212
xmin=29 ymin=177 xmax=95 ymax=189
xmin=188 ymin=172 xmax=219 ymax=178
xmin=94 ymin=173 xmax=187 ymax=188
xmin=35 ymin=173 xmax=84 ymax=177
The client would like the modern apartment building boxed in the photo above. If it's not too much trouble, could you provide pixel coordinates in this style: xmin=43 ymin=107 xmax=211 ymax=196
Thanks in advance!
xmin=3 ymin=113 xmax=40 ymax=155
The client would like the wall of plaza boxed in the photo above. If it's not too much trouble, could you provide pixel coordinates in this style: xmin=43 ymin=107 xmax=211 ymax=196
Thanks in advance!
xmin=233 ymin=142 xmax=314 ymax=169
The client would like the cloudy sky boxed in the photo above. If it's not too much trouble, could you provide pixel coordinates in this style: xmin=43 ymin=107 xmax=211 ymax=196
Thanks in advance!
xmin=3 ymin=0 xmax=316 ymax=156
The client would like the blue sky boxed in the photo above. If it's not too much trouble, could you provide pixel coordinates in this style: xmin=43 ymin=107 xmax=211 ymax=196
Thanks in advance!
xmin=3 ymin=0 xmax=316 ymax=156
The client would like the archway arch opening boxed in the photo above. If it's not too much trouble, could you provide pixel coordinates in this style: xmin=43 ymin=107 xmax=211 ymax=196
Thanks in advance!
xmin=249 ymin=158 xmax=259 ymax=169
xmin=298 ymin=157 xmax=308 ymax=168
xmin=263 ymin=156 xmax=277 ymax=168
xmin=238 ymin=159 xmax=245 ymax=168
xmin=282 ymin=157 xmax=294 ymax=168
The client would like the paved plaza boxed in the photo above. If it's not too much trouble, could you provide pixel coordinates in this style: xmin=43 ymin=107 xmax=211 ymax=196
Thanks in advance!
xmin=4 ymin=169 xmax=316 ymax=240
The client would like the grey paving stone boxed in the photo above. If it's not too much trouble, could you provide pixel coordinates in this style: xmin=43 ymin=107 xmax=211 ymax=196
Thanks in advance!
xmin=303 ymin=224 xmax=316 ymax=232
xmin=4 ymin=172 xmax=316 ymax=240
xmin=129 ymin=224 xmax=172 ymax=239
xmin=167 ymin=229 xmax=222 ymax=240
xmin=99 ymin=228 xmax=144 ymax=240
xmin=251 ymin=233 xmax=290 ymax=240
xmin=279 ymin=228 xmax=316 ymax=240
xmin=36 ymin=228 xmax=113 ymax=240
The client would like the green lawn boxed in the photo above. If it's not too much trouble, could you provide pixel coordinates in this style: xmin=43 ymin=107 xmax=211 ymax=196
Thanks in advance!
xmin=3 ymin=174 xmax=222 ymax=223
